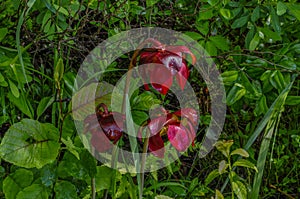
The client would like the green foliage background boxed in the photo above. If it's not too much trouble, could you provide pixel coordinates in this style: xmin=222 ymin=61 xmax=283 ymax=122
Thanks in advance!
xmin=0 ymin=0 xmax=299 ymax=198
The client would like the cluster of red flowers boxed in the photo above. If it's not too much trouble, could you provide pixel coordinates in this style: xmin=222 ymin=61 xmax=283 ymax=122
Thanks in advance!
xmin=84 ymin=39 xmax=198 ymax=158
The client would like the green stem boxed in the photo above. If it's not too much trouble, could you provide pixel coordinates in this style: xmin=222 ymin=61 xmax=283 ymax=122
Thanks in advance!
xmin=139 ymin=129 xmax=150 ymax=199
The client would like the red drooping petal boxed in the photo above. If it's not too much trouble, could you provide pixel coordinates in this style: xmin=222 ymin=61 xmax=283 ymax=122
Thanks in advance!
xmin=150 ymin=65 xmax=173 ymax=95
xmin=165 ymin=45 xmax=196 ymax=65
xmin=175 ymin=61 xmax=189 ymax=90
xmin=148 ymin=133 xmax=165 ymax=158
xmin=167 ymin=124 xmax=194 ymax=152
xmin=99 ymin=112 xmax=124 ymax=142
xmin=90 ymin=129 xmax=113 ymax=152
xmin=174 ymin=108 xmax=198 ymax=126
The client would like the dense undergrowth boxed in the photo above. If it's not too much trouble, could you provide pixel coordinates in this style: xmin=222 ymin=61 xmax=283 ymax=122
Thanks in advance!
xmin=0 ymin=0 xmax=299 ymax=198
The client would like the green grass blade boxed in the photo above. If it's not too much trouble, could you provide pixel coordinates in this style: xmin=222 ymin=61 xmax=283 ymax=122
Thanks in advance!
xmin=221 ymin=74 xmax=297 ymax=192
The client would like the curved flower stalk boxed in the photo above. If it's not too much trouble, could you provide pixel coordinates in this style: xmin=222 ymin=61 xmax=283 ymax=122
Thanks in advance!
xmin=139 ymin=108 xmax=198 ymax=158
xmin=138 ymin=39 xmax=196 ymax=95
xmin=84 ymin=103 xmax=125 ymax=152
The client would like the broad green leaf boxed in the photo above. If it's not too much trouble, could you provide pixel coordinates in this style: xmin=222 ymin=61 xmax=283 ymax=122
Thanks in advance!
xmin=80 ymin=149 xmax=97 ymax=178
xmin=270 ymin=6 xmax=281 ymax=33
xmin=233 ymin=159 xmax=258 ymax=172
xmin=230 ymin=148 xmax=249 ymax=157
xmin=3 ymin=169 xmax=34 ymax=199
xmin=7 ymin=93 xmax=33 ymax=118
xmin=258 ymin=27 xmax=282 ymax=42
xmin=61 ymin=137 xmax=80 ymax=160
xmin=249 ymin=33 xmax=260 ymax=51
xmin=285 ymin=3 xmax=300 ymax=21
xmin=184 ymin=31 xmax=203 ymax=41
xmin=16 ymin=184 xmax=48 ymax=199
xmin=231 ymin=15 xmax=249 ymax=29
xmin=251 ymin=6 xmax=260 ymax=22
xmin=198 ymin=10 xmax=214 ymax=20
xmin=285 ymin=96 xmax=300 ymax=105
xmin=215 ymin=189 xmax=224 ymax=199
xmin=0 ymin=28 xmax=8 ymax=42
xmin=95 ymin=166 xmax=115 ymax=191
xmin=205 ymin=41 xmax=217 ymax=56
xmin=232 ymin=180 xmax=247 ymax=199
xmin=132 ymin=110 xmax=148 ymax=126
xmin=8 ymin=79 xmax=20 ymax=98
xmin=277 ymin=2 xmax=287 ymax=16
xmin=205 ymin=169 xmax=219 ymax=186
xmin=54 ymin=181 xmax=77 ymax=199
xmin=221 ymin=70 xmax=238 ymax=85
xmin=220 ymin=8 xmax=232 ymax=20
xmin=254 ymin=95 xmax=268 ymax=116
xmin=37 ymin=96 xmax=54 ymax=119
xmin=0 ymin=119 xmax=60 ymax=168
xmin=226 ymin=83 xmax=246 ymax=106
xmin=209 ymin=35 xmax=229 ymax=51
xmin=270 ymin=70 xmax=286 ymax=91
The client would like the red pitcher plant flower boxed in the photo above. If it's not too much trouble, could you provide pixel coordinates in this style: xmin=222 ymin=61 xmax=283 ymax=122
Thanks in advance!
xmin=84 ymin=103 xmax=124 ymax=152
xmin=139 ymin=107 xmax=198 ymax=158
xmin=138 ymin=39 xmax=196 ymax=95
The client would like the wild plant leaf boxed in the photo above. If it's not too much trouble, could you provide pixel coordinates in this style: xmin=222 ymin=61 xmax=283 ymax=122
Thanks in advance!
xmin=16 ymin=184 xmax=48 ymax=199
xmin=0 ymin=119 xmax=60 ymax=169
xmin=230 ymin=148 xmax=249 ymax=157
xmin=232 ymin=159 xmax=258 ymax=172
xmin=72 ymin=82 xmax=121 ymax=120
xmin=54 ymin=181 xmax=77 ymax=199
xmin=232 ymin=180 xmax=247 ymax=199
xmin=3 ymin=168 xmax=34 ymax=199
xmin=205 ymin=169 xmax=220 ymax=186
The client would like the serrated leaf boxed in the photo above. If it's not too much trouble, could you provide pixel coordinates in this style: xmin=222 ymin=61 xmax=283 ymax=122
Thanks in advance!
xmin=37 ymin=96 xmax=54 ymax=119
xmin=8 ymin=79 xmax=19 ymax=98
xmin=232 ymin=159 xmax=258 ymax=172
xmin=230 ymin=148 xmax=249 ymax=157
xmin=0 ymin=119 xmax=60 ymax=169
xmin=3 ymin=169 xmax=34 ymax=199
xmin=232 ymin=181 xmax=247 ymax=199
xmin=16 ymin=184 xmax=48 ymax=199
xmin=54 ymin=181 xmax=77 ymax=199
xmin=205 ymin=169 xmax=220 ymax=186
